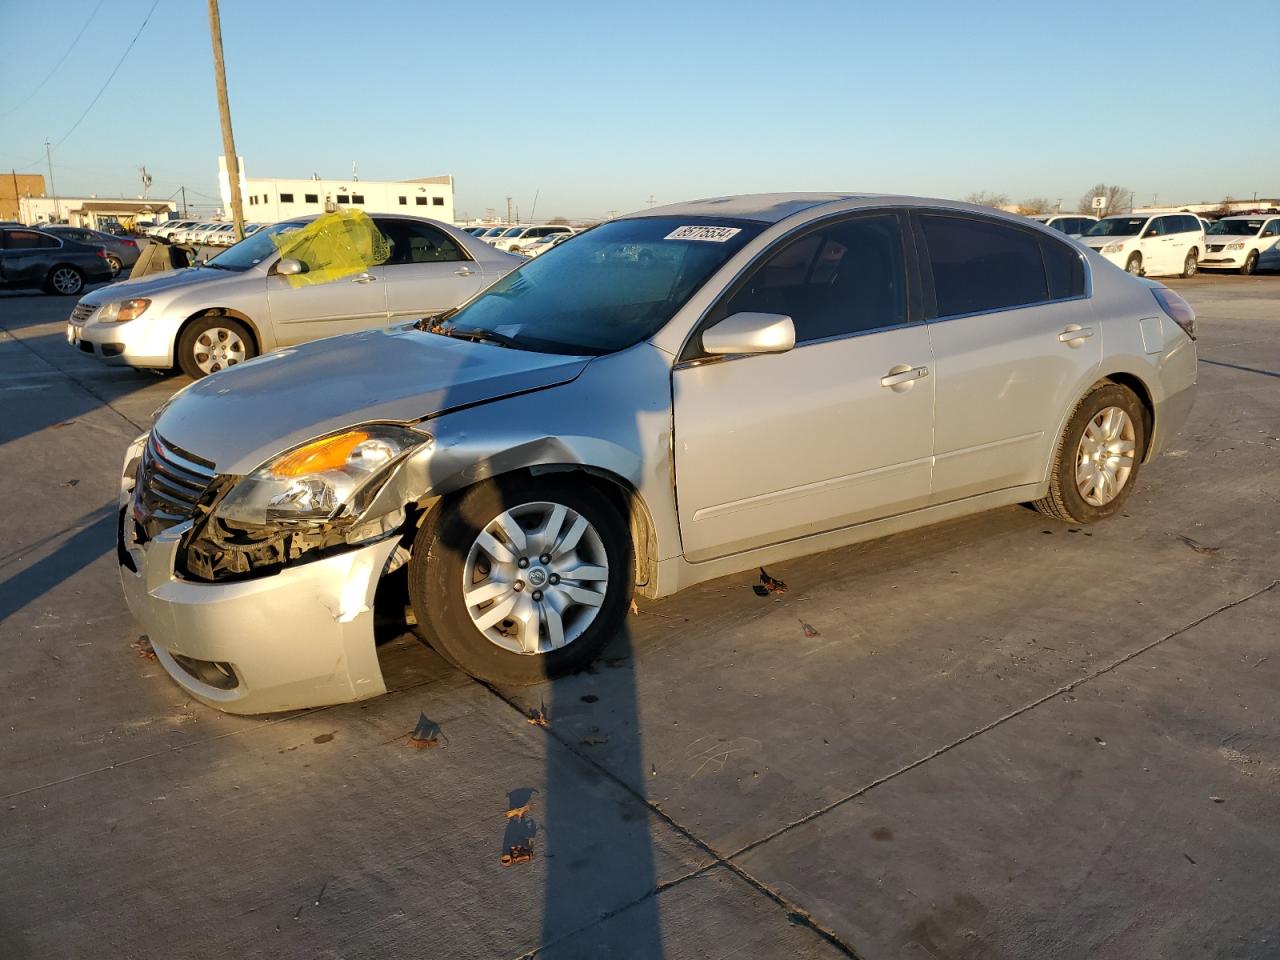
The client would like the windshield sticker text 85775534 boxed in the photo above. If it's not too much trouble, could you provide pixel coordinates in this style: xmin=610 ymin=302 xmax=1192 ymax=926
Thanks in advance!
xmin=664 ymin=225 xmax=742 ymax=243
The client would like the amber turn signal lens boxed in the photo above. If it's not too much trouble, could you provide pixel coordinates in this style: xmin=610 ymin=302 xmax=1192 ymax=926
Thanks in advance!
xmin=269 ymin=431 xmax=370 ymax=478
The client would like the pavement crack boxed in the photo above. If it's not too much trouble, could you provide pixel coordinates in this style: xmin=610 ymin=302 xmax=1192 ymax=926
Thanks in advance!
xmin=1198 ymin=357 xmax=1280 ymax=379
xmin=724 ymin=578 xmax=1280 ymax=864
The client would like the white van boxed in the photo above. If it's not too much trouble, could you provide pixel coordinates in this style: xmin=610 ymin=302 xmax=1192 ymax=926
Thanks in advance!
xmin=493 ymin=224 xmax=576 ymax=253
xmin=1031 ymin=214 xmax=1098 ymax=237
xmin=1200 ymin=215 xmax=1280 ymax=275
xmin=1080 ymin=213 xmax=1204 ymax=277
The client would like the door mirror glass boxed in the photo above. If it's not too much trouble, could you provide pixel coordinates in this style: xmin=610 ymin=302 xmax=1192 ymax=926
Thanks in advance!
xmin=276 ymin=258 xmax=306 ymax=276
xmin=1143 ymin=228 xmax=1159 ymax=238
xmin=701 ymin=312 xmax=795 ymax=356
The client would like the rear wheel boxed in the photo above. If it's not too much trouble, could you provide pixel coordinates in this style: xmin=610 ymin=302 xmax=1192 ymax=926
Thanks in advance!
xmin=1125 ymin=253 xmax=1143 ymax=276
xmin=45 ymin=265 xmax=84 ymax=296
xmin=1181 ymin=249 xmax=1198 ymax=278
xmin=176 ymin=314 xmax=255 ymax=379
xmin=408 ymin=475 xmax=633 ymax=685
xmin=1034 ymin=382 xmax=1146 ymax=524
xmin=105 ymin=255 xmax=123 ymax=277
xmin=1241 ymin=251 xmax=1258 ymax=276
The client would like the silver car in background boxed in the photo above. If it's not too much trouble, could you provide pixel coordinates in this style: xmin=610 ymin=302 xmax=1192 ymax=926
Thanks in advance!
xmin=117 ymin=193 xmax=1197 ymax=714
xmin=68 ymin=214 xmax=523 ymax=377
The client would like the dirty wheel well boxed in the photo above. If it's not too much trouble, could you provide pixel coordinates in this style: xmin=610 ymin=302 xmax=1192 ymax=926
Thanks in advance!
xmin=1099 ymin=373 xmax=1155 ymax=460
xmin=178 ymin=308 xmax=261 ymax=359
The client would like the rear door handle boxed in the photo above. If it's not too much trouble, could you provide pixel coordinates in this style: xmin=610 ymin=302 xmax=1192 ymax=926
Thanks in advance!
xmin=454 ymin=266 xmax=475 ymax=277
xmin=351 ymin=273 xmax=377 ymax=284
xmin=880 ymin=364 xmax=929 ymax=388
xmin=1058 ymin=325 xmax=1094 ymax=345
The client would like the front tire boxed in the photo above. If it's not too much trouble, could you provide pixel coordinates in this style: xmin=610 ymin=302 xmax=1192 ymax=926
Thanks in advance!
xmin=1241 ymin=251 xmax=1258 ymax=276
xmin=408 ymin=475 xmax=633 ymax=685
xmin=1125 ymin=253 xmax=1143 ymax=276
xmin=1033 ymin=382 xmax=1146 ymax=524
xmin=1181 ymin=249 xmax=1198 ymax=278
xmin=45 ymin=265 xmax=84 ymax=296
xmin=175 ymin=314 xmax=255 ymax=379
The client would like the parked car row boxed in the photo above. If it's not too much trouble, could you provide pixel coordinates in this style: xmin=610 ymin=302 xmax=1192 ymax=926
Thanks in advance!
xmin=146 ymin=220 xmax=268 ymax=247
xmin=465 ymin=223 xmax=577 ymax=256
xmin=38 ymin=224 xmax=142 ymax=277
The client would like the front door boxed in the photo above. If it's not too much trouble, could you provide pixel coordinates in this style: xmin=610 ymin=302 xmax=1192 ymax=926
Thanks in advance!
xmin=264 ymin=262 xmax=388 ymax=346
xmin=673 ymin=211 xmax=935 ymax=562
xmin=373 ymin=219 xmax=487 ymax=321
xmin=915 ymin=212 xmax=1102 ymax=501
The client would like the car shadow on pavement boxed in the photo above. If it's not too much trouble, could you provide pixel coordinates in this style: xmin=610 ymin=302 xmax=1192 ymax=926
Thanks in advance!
xmin=0 ymin=502 xmax=116 ymax=626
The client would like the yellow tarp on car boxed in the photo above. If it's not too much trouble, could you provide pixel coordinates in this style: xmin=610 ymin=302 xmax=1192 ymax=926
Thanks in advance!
xmin=271 ymin=210 xmax=392 ymax=287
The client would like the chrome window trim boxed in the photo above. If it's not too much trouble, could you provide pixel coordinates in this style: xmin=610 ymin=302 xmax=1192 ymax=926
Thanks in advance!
xmin=926 ymin=290 xmax=1091 ymax=327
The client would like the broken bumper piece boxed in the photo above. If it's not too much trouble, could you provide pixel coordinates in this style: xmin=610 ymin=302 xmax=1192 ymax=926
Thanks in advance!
xmin=119 ymin=517 xmax=398 ymax=715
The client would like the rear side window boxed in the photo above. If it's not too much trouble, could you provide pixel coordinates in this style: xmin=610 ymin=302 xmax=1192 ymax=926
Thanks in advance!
xmin=4 ymin=230 xmax=60 ymax=250
xmin=920 ymin=214 xmax=1048 ymax=317
xmin=720 ymin=213 xmax=907 ymax=343
xmin=1040 ymin=237 xmax=1085 ymax=300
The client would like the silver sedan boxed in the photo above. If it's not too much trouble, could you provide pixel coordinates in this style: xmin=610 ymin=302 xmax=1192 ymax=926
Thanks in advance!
xmin=117 ymin=193 xmax=1197 ymax=713
xmin=67 ymin=214 xmax=523 ymax=378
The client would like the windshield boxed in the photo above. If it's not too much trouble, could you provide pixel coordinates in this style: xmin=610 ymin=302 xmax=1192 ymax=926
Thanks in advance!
xmin=206 ymin=220 xmax=307 ymax=271
xmin=1208 ymin=219 xmax=1264 ymax=236
xmin=502 ymin=227 xmax=525 ymax=237
xmin=1086 ymin=217 xmax=1147 ymax=237
xmin=440 ymin=216 xmax=763 ymax=356
xmin=483 ymin=227 xmax=506 ymax=238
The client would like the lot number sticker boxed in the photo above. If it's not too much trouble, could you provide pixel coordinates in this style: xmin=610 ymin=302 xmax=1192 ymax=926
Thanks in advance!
xmin=664 ymin=225 xmax=742 ymax=242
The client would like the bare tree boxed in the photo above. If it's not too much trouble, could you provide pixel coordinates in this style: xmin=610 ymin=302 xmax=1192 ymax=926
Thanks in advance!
xmin=1211 ymin=197 xmax=1234 ymax=218
xmin=1018 ymin=197 xmax=1056 ymax=215
xmin=964 ymin=191 xmax=1010 ymax=209
xmin=547 ymin=216 xmax=570 ymax=225
xmin=1077 ymin=184 xmax=1132 ymax=216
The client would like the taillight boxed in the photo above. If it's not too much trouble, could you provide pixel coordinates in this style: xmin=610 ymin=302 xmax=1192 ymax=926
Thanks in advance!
xmin=1151 ymin=287 xmax=1195 ymax=340
xmin=95 ymin=249 xmax=106 ymax=259
xmin=123 ymin=239 xmax=137 ymax=248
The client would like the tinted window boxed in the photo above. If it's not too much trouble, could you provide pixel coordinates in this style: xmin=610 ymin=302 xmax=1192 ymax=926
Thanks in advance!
xmin=1145 ymin=218 xmax=1167 ymax=237
xmin=921 ymin=215 xmax=1048 ymax=317
xmin=1040 ymin=237 xmax=1085 ymax=300
xmin=4 ymin=230 xmax=60 ymax=250
xmin=1048 ymin=218 xmax=1070 ymax=234
xmin=1264 ymin=220 xmax=1280 ymax=237
xmin=721 ymin=213 xmax=907 ymax=343
xmin=380 ymin=220 xmax=463 ymax=264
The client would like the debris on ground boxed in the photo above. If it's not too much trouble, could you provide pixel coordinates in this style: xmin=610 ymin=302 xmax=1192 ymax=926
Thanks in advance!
xmin=132 ymin=635 xmax=156 ymax=660
xmin=505 ymin=803 xmax=531 ymax=820
xmin=1184 ymin=853 xmax=1197 ymax=864
xmin=500 ymin=843 xmax=534 ymax=866
xmin=1094 ymin=737 xmax=1107 ymax=747
xmin=1177 ymin=535 xmax=1220 ymax=555
xmin=1210 ymin=796 xmax=1225 ymax=803
xmin=753 ymin=568 xmax=788 ymax=597
xmin=629 ymin=598 xmax=640 ymax=614
xmin=527 ymin=702 xmax=550 ymax=726
xmin=580 ymin=732 xmax=609 ymax=746
xmin=799 ymin=620 xmax=820 ymax=638
xmin=51 ymin=419 xmax=77 ymax=429
xmin=312 ymin=732 xmax=335 ymax=744
xmin=407 ymin=712 xmax=441 ymax=749
xmin=1252 ymin=657 xmax=1269 ymax=669
xmin=61 ymin=479 xmax=79 ymax=488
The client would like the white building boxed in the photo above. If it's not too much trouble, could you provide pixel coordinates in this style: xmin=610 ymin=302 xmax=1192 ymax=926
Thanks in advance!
xmin=218 ymin=157 xmax=455 ymax=224
xmin=18 ymin=195 xmax=177 ymax=229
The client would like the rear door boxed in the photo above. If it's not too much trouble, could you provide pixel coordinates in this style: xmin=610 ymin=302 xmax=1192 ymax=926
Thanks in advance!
xmin=916 ymin=211 xmax=1102 ymax=502
xmin=673 ymin=210 xmax=935 ymax=561
xmin=374 ymin=219 xmax=487 ymax=321
xmin=1259 ymin=219 xmax=1280 ymax=269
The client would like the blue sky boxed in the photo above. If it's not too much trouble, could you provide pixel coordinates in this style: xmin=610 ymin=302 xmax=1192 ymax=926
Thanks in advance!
xmin=2 ymin=0 xmax=1276 ymax=219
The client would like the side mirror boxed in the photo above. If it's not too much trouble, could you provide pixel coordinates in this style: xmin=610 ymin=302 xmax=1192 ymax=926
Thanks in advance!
xmin=277 ymin=258 xmax=305 ymax=276
xmin=701 ymin=312 xmax=795 ymax=356
xmin=1143 ymin=228 xmax=1159 ymax=238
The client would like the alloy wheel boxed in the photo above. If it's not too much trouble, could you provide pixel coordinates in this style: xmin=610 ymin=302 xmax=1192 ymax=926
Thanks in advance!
xmin=462 ymin=500 xmax=609 ymax=655
xmin=1075 ymin=406 xmax=1137 ymax=507
xmin=193 ymin=326 xmax=247 ymax=375
xmin=51 ymin=268 xmax=82 ymax=294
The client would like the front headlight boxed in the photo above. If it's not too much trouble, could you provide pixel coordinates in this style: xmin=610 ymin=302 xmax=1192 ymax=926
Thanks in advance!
xmin=214 ymin=424 xmax=431 ymax=525
xmin=1226 ymin=241 xmax=1246 ymax=250
xmin=1102 ymin=242 xmax=1125 ymax=254
xmin=98 ymin=298 xmax=151 ymax=323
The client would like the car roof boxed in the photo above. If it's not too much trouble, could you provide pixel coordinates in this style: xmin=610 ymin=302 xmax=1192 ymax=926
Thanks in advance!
xmin=1221 ymin=214 xmax=1277 ymax=220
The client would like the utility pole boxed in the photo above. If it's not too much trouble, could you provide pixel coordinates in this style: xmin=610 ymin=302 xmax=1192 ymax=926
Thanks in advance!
xmin=180 ymin=185 xmax=189 ymax=218
xmin=44 ymin=138 xmax=59 ymax=222
xmin=207 ymin=0 xmax=245 ymax=240
xmin=646 ymin=194 xmax=656 ymax=208
xmin=506 ymin=196 xmax=513 ymax=224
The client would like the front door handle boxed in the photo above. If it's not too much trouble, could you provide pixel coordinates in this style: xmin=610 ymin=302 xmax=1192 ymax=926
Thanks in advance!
xmin=351 ymin=273 xmax=377 ymax=284
xmin=880 ymin=364 xmax=929 ymax=390
xmin=454 ymin=266 xmax=475 ymax=277
xmin=1058 ymin=325 xmax=1094 ymax=345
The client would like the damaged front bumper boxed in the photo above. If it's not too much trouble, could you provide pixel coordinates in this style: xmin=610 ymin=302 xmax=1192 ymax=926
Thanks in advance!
xmin=119 ymin=512 xmax=398 ymax=715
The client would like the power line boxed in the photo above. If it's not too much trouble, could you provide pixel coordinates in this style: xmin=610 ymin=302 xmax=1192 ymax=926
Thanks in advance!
xmin=16 ymin=0 xmax=162 ymax=168
xmin=0 ymin=0 xmax=106 ymax=117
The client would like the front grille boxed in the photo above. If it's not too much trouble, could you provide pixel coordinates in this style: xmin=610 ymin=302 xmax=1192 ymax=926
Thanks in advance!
xmin=134 ymin=432 xmax=217 ymax=539
xmin=1208 ymin=244 xmax=1224 ymax=252
xmin=70 ymin=303 xmax=94 ymax=323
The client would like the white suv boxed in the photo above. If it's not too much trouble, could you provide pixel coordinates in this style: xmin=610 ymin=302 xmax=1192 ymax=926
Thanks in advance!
xmin=493 ymin=224 xmax=575 ymax=253
xmin=1080 ymin=213 xmax=1204 ymax=278
xmin=1031 ymin=214 xmax=1098 ymax=237
xmin=1200 ymin=215 xmax=1280 ymax=274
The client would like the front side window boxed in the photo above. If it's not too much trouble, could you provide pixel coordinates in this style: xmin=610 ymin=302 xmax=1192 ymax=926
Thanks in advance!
xmin=444 ymin=216 xmax=763 ymax=355
xmin=920 ymin=214 xmax=1048 ymax=317
xmin=719 ymin=213 xmax=907 ymax=343
xmin=1086 ymin=217 xmax=1147 ymax=237
xmin=1263 ymin=220 xmax=1280 ymax=237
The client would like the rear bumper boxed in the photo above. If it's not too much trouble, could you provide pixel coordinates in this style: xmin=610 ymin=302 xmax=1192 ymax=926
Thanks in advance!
xmin=119 ymin=513 xmax=395 ymax=715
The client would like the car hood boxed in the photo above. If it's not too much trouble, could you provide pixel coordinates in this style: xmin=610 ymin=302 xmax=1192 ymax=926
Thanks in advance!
xmin=153 ymin=324 xmax=591 ymax=474
xmin=79 ymin=265 xmax=244 ymax=305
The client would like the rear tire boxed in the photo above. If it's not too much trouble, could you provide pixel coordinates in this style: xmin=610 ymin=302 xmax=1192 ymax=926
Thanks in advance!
xmin=1180 ymin=249 xmax=1198 ymax=278
xmin=1241 ymin=251 xmax=1258 ymax=276
xmin=175 ymin=314 xmax=255 ymax=379
xmin=45 ymin=265 xmax=84 ymax=296
xmin=1125 ymin=253 xmax=1143 ymax=276
xmin=105 ymin=255 xmax=123 ymax=277
xmin=1033 ymin=382 xmax=1146 ymax=524
xmin=408 ymin=474 xmax=633 ymax=685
